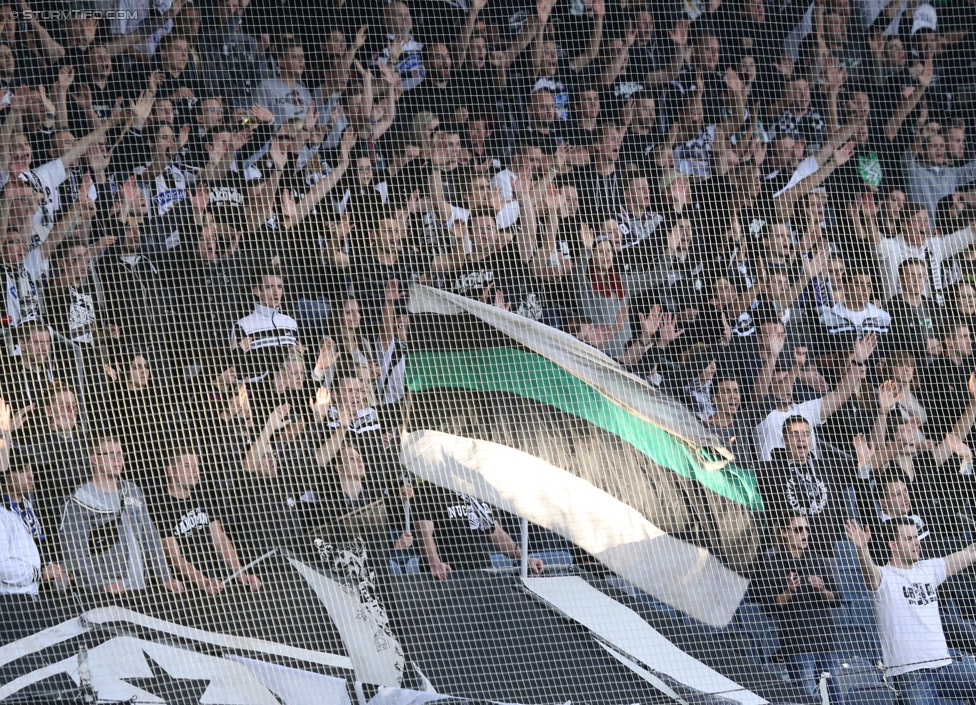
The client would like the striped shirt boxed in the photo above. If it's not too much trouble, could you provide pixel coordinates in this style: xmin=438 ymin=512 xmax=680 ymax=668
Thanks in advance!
xmin=233 ymin=304 xmax=299 ymax=382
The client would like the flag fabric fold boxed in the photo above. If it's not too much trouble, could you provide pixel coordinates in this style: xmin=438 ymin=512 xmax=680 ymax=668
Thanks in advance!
xmin=403 ymin=284 xmax=761 ymax=627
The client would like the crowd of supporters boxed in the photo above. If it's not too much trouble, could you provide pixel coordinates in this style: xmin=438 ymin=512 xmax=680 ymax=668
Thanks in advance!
xmin=3 ymin=0 xmax=976 ymax=692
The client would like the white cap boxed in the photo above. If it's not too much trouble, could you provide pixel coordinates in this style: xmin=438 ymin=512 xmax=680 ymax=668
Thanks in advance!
xmin=911 ymin=3 xmax=937 ymax=35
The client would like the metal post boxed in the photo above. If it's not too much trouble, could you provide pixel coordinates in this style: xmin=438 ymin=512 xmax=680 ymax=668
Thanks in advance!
xmin=819 ymin=671 xmax=831 ymax=705
xmin=519 ymin=517 xmax=529 ymax=579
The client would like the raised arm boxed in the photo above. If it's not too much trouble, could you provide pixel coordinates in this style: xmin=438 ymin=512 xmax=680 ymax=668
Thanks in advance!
xmin=824 ymin=66 xmax=845 ymax=135
xmin=371 ymin=62 xmax=400 ymax=140
xmin=780 ymin=246 xmax=829 ymax=310
xmin=937 ymin=225 xmax=976 ymax=266
xmin=644 ymin=19 xmax=690 ymax=87
xmin=20 ymin=0 xmax=65 ymax=61
xmin=601 ymin=23 xmax=636 ymax=86
xmin=819 ymin=335 xmax=875 ymax=419
xmin=531 ymin=0 xmax=554 ymax=75
xmin=0 ymin=95 xmax=24 ymax=172
xmin=355 ymin=59 xmax=374 ymax=126
xmin=52 ymin=65 xmax=74 ymax=132
xmin=932 ymin=432 xmax=974 ymax=477
xmin=102 ymin=30 xmax=149 ymax=58
xmin=285 ymin=129 xmax=355 ymax=226
xmin=529 ymin=195 xmax=561 ymax=280
xmin=242 ymin=402 xmax=290 ymax=476
xmin=0 ymin=399 xmax=11 ymax=476
xmin=775 ymin=142 xmax=855 ymax=217
xmin=713 ymin=69 xmax=749 ymax=147
xmin=491 ymin=15 xmax=541 ymax=90
xmin=511 ymin=172 xmax=538 ymax=264
xmin=885 ymin=58 xmax=933 ymax=142
xmin=845 ymin=519 xmax=882 ymax=591
xmin=0 ymin=192 xmax=11 ymax=252
xmin=59 ymin=99 xmax=124 ymax=168
xmin=946 ymin=543 xmax=976 ymax=577
xmin=314 ymin=400 xmax=354 ymax=470
xmin=950 ymin=373 xmax=976 ymax=442
xmin=816 ymin=119 xmax=858 ymax=167
xmin=338 ymin=25 xmax=369 ymax=75
xmin=750 ymin=326 xmax=786 ymax=403
xmin=872 ymin=380 xmax=900 ymax=447
xmin=617 ymin=306 xmax=663 ymax=367
xmin=848 ymin=199 xmax=883 ymax=247
xmin=569 ymin=0 xmax=604 ymax=73
xmin=428 ymin=160 xmax=454 ymax=223
xmin=41 ymin=174 xmax=95 ymax=259
xmin=451 ymin=0 xmax=487 ymax=68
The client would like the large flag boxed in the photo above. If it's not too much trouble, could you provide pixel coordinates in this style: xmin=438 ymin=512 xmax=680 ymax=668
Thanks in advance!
xmin=402 ymin=285 xmax=762 ymax=628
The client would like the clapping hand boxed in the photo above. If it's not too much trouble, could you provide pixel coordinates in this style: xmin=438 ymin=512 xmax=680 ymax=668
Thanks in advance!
xmin=853 ymin=433 xmax=875 ymax=476
xmin=0 ymin=398 xmax=34 ymax=435
xmin=658 ymin=312 xmax=684 ymax=347
xmin=853 ymin=332 xmax=878 ymax=363
xmin=786 ymin=571 xmax=801 ymax=591
xmin=639 ymin=304 xmax=662 ymax=340
xmin=808 ymin=575 xmax=827 ymax=593
xmin=944 ymin=433 xmax=973 ymax=461
xmin=310 ymin=386 xmax=331 ymax=421
xmin=878 ymin=379 xmax=901 ymax=411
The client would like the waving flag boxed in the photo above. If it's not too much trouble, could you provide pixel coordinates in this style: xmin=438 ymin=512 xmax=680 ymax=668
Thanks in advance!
xmin=402 ymin=285 xmax=761 ymax=628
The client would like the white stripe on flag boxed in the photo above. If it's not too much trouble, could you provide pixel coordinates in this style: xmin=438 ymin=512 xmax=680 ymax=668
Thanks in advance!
xmin=400 ymin=430 xmax=748 ymax=628
xmin=523 ymin=576 xmax=766 ymax=705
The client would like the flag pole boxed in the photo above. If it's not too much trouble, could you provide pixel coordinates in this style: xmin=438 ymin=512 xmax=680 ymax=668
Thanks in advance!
xmin=404 ymin=477 xmax=411 ymax=533
xmin=519 ymin=517 xmax=529 ymax=579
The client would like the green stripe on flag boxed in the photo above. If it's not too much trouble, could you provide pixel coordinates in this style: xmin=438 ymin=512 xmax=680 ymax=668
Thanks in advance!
xmin=407 ymin=347 xmax=763 ymax=512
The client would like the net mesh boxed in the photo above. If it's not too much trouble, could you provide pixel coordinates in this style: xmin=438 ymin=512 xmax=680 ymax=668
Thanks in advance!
xmin=0 ymin=0 xmax=975 ymax=702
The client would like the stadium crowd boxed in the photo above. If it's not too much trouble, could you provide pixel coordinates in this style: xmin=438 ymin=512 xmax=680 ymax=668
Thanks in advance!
xmin=4 ymin=0 xmax=976 ymax=696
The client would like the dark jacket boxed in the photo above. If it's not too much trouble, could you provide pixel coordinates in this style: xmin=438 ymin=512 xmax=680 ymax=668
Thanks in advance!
xmin=754 ymin=543 xmax=839 ymax=654
xmin=162 ymin=243 xmax=247 ymax=362
xmin=886 ymin=294 xmax=940 ymax=366
xmin=97 ymin=251 xmax=175 ymax=355
xmin=757 ymin=449 xmax=855 ymax=554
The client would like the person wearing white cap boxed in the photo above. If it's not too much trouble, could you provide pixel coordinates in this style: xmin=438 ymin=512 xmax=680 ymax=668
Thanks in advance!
xmin=911 ymin=4 xmax=938 ymax=37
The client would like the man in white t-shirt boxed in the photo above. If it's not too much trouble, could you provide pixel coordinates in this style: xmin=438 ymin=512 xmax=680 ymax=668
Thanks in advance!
xmin=5 ymin=106 xmax=114 ymax=247
xmin=753 ymin=337 xmax=872 ymax=461
xmin=876 ymin=201 xmax=973 ymax=305
xmin=846 ymin=518 xmax=976 ymax=705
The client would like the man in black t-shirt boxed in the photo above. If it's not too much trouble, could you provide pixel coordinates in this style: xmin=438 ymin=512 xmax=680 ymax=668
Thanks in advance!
xmin=153 ymin=448 xmax=262 ymax=594
xmin=452 ymin=209 xmax=547 ymax=320
xmin=887 ymin=258 xmax=942 ymax=365
xmin=414 ymin=485 xmax=542 ymax=579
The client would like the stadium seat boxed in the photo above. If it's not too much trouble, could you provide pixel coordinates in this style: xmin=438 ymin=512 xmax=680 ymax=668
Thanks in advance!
xmin=845 ymin=682 xmax=896 ymax=705
xmin=732 ymin=600 xmax=781 ymax=667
